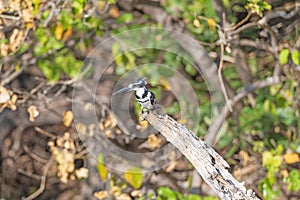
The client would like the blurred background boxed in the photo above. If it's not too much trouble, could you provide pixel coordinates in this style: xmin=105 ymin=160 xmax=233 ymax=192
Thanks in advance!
xmin=0 ymin=0 xmax=299 ymax=199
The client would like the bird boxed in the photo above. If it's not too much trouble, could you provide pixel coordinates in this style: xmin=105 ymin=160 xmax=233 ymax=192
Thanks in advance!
xmin=113 ymin=78 xmax=156 ymax=112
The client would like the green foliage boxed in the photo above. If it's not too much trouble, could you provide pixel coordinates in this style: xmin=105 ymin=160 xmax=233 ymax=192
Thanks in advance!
xmin=279 ymin=48 xmax=300 ymax=65
xmin=259 ymin=145 xmax=283 ymax=199
xmin=156 ymin=186 xmax=217 ymax=200
xmin=279 ymin=48 xmax=290 ymax=65
xmin=262 ymin=146 xmax=282 ymax=176
xmin=162 ymin=0 xmax=218 ymax=43
xmin=239 ymin=79 xmax=298 ymax=142
xmin=97 ymin=153 xmax=108 ymax=181
xmin=185 ymin=63 xmax=197 ymax=76
xmin=31 ymin=0 xmax=104 ymax=81
xmin=166 ymin=102 xmax=180 ymax=115
xmin=34 ymin=32 xmax=82 ymax=82
xmin=112 ymin=43 xmax=137 ymax=75
xmin=253 ymin=141 xmax=264 ymax=153
xmin=217 ymin=121 xmax=245 ymax=158
xmin=259 ymin=178 xmax=280 ymax=200
xmin=3 ymin=0 xmax=300 ymax=199
xmin=245 ymin=0 xmax=271 ymax=16
xmin=72 ymin=0 xmax=85 ymax=15
xmin=291 ymin=50 xmax=300 ymax=65
xmin=157 ymin=187 xmax=177 ymax=200
xmin=116 ymin=13 xmax=134 ymax=23
xmin=284 ymin=169 xmax=300 ymax=191
xmin=31 ymin=0 xmax=41 ymax=15
xmin=124 ymin=167 xmax=143 ymax=189
xmin=109 ymin=3 xmax=300 ymax=199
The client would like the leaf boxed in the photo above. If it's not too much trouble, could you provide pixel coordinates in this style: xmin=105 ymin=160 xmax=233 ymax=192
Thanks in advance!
xmin=59 ymin=10 xmax=74 ymax=29
xmin=116 ymin=13 xmax=134 ymax=23
xmin=272 ymin=144 xmax=283 ymax=155
xmin=54 ymin=24 xmax=64 ymax=40
xmin=287 ymin=169 xmax=300 ymax=191
xmin=35 ymin=28 xmax=48 ymax=44
xmin=62 ymin=28 xmax=72 ymax=41
xmin=159 ymin=78 xmax=171 ymax=91
xmin=157 ymin=67 xmax=175 ymax=77
xmin=112 ymin=42 xmax=120 ymax=56
xmin=207 ymin=18 xmax=216 ymax=31
xmin=263 ymin=99 xmax=276 ymax=114
xmin=165 ymin=102 xmax=180 ymax=115
xmin=186 ymin=194 xmax=201 ymax=200
xmin=262 ymin=151 xmax=282 ymax=172
xmin=259 ymin=178 xmax=280 ymax=199
xmin=72 ymin=0 xmax=84 ymax=15
xmin=109 ymin=6 xmax=120 ymax=18
xmin=124 ymin=52 xmax=135 ymax=70
xmin=157 ymin=187 xmax=177 ymax=200
xmin=279 ymin=48 xmax=290 ymax=65
xmin=245 ymin=0 xmax=271 ymax=16
xmin=291 ymin=50 xmax=300 ymax=65
xmin=185 ymin=63 xmax=197 ymax=76
xmin=283 ymin=152 xmax=300 ymax=164
xmin=97 ymin=154 xmax=108 ymax=181
xmin=124 ymin=167 xmax=143 ymax=189
xmin=253 ymin=141 xmax=264 ymax=152
xmin=41 ymin=10 xmax=50 ymax=21
xmin=276 ymin=107 xmax=296 ymax=126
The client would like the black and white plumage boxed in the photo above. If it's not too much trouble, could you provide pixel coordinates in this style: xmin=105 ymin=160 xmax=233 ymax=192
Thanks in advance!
xmin=113 ymin=78 xmax=156 ymax=111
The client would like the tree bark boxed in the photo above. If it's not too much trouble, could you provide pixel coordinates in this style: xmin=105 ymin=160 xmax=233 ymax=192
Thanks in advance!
xmin=142 ymin=112 xmax=260 ymax=200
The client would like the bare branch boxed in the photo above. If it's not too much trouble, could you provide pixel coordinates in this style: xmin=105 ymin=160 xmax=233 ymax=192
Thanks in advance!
xmin=23 ymin=144 xmax=48 ymax=164
xmin=231 ymin=43 xmax=254 ymax=86
xmin=258 ymin=4 xmax=300 ymax=24
xmin=23 ymin=157 xmax=53 ymax=200
xmin=210 ymin=0 xmax=230 ymax=28
xmin=0 ymin=65 xmax=25 ymax=86
xmin=218 ymin=41 xmax=233 ymax=112
xmin=206 ymin=72 xmax=280 ymax=146
xmin=238 ymin=39 xmax=273 ymax=52
xmin=142 ymin=112 xmax=260 ymax=200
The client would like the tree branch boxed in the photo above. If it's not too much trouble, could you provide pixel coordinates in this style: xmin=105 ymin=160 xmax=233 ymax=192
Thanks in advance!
xmin=205 ymin=72 xmax=280 ymax=146
xmin=142 ymin=112 xmax=260 ymax=200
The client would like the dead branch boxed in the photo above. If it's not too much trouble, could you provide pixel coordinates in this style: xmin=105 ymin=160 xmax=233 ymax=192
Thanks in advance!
xmin=142 ymin=112 xmax=260 ymax=200
xmin=217 ymin=41 xmax=233 ymax=112
xmin=0 ymin=65 xmax=25 ymax=86
xmin=23 ymin=156 xmax=53 ymax=200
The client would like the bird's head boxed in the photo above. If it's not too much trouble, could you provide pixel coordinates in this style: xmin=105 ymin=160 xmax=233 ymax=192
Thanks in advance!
xmin=113 ymin=78 xmax=147 ymax=95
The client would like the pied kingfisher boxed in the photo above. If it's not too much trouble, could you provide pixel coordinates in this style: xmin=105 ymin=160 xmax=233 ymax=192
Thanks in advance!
xmin=113 ymin=78 xmax=156 ymax=112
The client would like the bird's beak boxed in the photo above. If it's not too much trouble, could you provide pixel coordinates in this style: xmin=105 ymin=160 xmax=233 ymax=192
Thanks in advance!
xmin=113 ymin=87 xmax=133 ymax=95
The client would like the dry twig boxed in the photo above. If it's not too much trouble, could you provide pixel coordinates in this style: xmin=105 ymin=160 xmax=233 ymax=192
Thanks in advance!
xmin=23 ymin=156 xmax=53 ymax=200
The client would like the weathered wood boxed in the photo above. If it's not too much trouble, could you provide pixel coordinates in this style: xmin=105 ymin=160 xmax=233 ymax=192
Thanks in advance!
xmin=142 ymin=112 xmax=260 ymax=200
